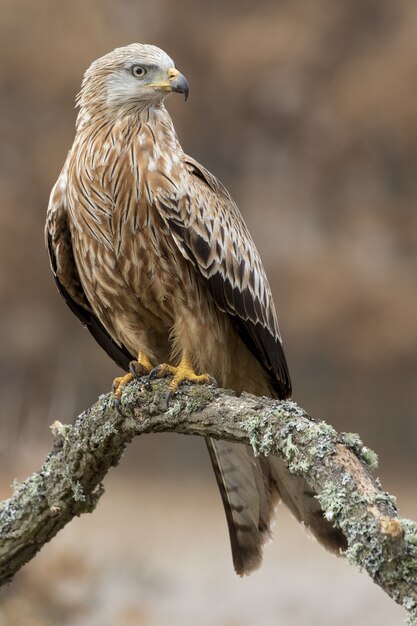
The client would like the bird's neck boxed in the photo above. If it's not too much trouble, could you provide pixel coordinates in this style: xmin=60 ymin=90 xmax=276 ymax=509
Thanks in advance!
xmin=75 ymin=102 xmax=183 ymax=167
xmin=76 ymin=101 xmax=176 ymax=135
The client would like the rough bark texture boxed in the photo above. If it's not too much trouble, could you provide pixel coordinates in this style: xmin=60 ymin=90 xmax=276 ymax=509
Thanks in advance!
xmin=0 ymin=378 xmax=416 ymax=622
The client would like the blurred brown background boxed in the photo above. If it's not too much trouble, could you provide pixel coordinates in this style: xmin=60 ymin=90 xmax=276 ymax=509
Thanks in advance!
xmin=0 ymin=1 xmax=416 ymax=624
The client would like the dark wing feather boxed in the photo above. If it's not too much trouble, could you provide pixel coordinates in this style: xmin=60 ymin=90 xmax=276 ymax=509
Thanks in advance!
xmin=45 ymin=205 xmax=133 ymax=371
xmin=155 ymin=155 xmax=291 ymax=399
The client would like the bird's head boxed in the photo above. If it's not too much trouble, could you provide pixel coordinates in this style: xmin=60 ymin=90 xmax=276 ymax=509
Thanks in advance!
xmin=77 ymin=43 xmax=189 ymax=119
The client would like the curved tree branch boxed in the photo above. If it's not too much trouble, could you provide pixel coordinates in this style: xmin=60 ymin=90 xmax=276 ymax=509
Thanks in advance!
xmin=0 ymin=378 xmax=416 ymax=622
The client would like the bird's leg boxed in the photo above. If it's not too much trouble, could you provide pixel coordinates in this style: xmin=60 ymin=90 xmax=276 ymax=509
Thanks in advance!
xmin=149 ymin=352 xmax=216 ymax=403
xmin=113 ymin=351 xmax=154 ymax=401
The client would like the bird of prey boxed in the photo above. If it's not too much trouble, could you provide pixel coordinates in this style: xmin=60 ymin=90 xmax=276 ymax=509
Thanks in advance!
xmin=46 ymin=44 xmax=344 ymax=575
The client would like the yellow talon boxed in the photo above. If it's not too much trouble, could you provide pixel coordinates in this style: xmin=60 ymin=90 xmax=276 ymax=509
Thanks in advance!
xmin=113 ymin=372 xmax=135 ymax=400
xmin=150 ymin=352 xmax=215 ymax=396
xmin=169 ymin=367 xmax=212 ymax=394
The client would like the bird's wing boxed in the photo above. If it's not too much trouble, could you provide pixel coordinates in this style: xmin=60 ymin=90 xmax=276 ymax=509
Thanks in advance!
xmin=45 ymin=179 xmax=133 ymax=371
xmin=152 ymin=155 xmax=292 ymax=574
xmin=155 ymin=154 xmax=291 ymax=398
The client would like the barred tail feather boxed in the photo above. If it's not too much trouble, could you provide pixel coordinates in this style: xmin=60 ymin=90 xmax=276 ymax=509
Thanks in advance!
xmin=206 ymin=438 xmax=279 ymax=575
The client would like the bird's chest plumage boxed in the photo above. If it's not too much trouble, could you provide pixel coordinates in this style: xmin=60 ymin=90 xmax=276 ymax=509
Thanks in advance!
xmin=65 ymin=118 xmax=200 ymax=355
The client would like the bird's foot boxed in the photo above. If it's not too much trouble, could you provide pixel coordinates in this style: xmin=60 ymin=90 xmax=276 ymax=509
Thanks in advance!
xmin=112 ymin=372 xmax=135 ymax=411
xmin=148 ymin=353 xmax=216 ymax=405
xmin=129 ymin=352 xmax=154 ymax=380
xmin=113 ymin=352 xmax=154 ymax=410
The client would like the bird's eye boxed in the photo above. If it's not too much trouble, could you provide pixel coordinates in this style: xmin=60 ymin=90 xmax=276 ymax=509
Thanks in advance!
xmin=131 ymin=65 xmax=146 ymax=78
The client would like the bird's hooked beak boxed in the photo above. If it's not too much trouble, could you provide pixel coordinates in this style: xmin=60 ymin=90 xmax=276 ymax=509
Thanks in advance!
xmin=148 ymin=67 xmax=189 ymax=101
xmin=169 ymin=68 xmax=189 ymax=100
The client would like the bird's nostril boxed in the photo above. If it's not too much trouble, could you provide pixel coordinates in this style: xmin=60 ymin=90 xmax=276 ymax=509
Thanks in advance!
xmin=168 ymin=68 xmax=179 ymax=80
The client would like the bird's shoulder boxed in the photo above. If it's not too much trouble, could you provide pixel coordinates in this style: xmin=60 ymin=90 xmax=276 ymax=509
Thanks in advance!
xmin=159 ymin=152 xmax=255 ymax=246
xmin=153 ymin=152 xmax=281 ymax=337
